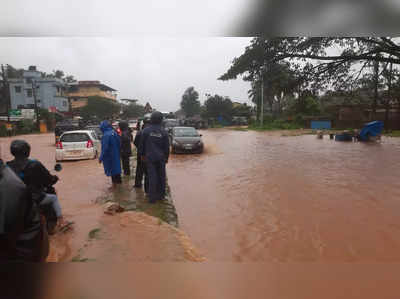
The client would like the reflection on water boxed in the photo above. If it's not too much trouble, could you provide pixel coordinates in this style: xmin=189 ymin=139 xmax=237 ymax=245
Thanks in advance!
xmin=168 ymin=130 xmax=400 ymax=262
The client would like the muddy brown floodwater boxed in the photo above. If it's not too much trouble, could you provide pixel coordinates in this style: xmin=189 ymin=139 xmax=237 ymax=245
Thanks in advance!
xmin=0 ymin=133 xmax=204 ymax=263
xmin=0 ymin=133 xmax=109 ymax=261
xmin=168 ymin=129 xmax=400 ymax=262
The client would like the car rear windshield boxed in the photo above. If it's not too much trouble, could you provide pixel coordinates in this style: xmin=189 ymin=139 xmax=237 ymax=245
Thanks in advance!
xmin=165 ymin=120 xmax=179 ymax=127
xmin=174 ymin=128 xmax=198 ymax=137
xmin=61 ymin=133 xmax=90 ymax=142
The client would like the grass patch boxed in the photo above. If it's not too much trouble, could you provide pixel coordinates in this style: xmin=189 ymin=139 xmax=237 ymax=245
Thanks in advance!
xmin=231 ymin=127 xmax=248 ymax=131
xmin=71 ymin=248 xmax=96 ymax=263
xmin=248 ymin=120 xmax=302 ymax=131
xmin=385 ymin=130 xmax=400 ymax=137
xmin=209 ymin=124 xmax=224 ymax=129
xmin=71 ymin=256 xmax=96 ymax=263
xmin=135 ymin=198 xmax=169 ymax=224
xmin=88 ymin=228 xmax=101 ymax=239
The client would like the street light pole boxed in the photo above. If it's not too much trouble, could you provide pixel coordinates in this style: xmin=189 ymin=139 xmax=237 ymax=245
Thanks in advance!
xmin=31 ymin=80 xmax=40 ymax=130
xmin=260 ymin=74 xmax=264 ymax=127
xmin=1 ymin=64 xmax=11 ymax=123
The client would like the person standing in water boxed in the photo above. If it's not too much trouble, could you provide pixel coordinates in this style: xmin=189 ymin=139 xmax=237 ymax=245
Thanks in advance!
xmin=138 ymin=112 xmax=169 ymax=203
xmin=118 ymin=121 xmax=132 ymax=176
xmin=133 ymin=118 xmax=149 ymax=191
xmin=99 ymin=120 xmax=122 ymax=187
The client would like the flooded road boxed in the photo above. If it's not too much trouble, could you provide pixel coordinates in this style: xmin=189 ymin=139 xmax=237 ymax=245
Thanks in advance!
xmin=0 ymin=134 xmax=109 ymax=261
xmin=168 ymin=129 xmax=400 ymax=262
xmin=0 ymin=133 xmax=203 ymax=262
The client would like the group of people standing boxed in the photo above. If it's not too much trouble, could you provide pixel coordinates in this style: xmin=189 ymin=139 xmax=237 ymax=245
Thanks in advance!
xmin=99 ymin=111 xmax=170 ymax=203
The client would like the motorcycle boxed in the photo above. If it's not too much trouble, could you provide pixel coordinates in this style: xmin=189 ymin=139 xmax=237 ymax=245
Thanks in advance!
xmin=38 ymin=163 xmax=63 ymax=235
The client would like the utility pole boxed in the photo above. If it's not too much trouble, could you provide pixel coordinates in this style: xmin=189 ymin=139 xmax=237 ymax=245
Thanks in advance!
xmin=1 ymin=64 xmax=11 ymax=123
xmin=372 ymin=58 xmax=379 ymax=119
xmin=31 ymin=80 xmax=40 ymax=130
xmin=260 ymin=75 xmax=264 ymax=127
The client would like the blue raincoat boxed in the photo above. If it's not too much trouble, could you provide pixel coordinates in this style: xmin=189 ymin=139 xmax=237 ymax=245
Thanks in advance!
xmin=99 ymin=121 xmax=121 ymax=176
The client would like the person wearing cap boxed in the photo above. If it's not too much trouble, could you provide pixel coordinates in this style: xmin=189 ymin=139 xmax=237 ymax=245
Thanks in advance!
xmin=0 ymin=150 xmax=48 ymax=262
xmin=118 ymin=121 xmax=132 ymax=176
xmin=138 ymin=111 xmax=170 ymax=203
xmin=6 ymin=140 xmax=65 ymax=232
xmin=133 ymin=118 xmax=149 ymax=191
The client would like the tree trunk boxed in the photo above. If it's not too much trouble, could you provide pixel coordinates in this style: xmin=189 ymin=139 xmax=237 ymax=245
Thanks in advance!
xmin=385 ymin=62 xmax=393 ymax=131
xmin=372 ymin=59 xmax=379 ymax=120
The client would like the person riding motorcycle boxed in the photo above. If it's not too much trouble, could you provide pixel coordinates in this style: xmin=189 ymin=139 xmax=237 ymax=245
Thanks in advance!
xmin=0 ymin=158 xmax=49 ymax=262
xmin=7 ymin=140 xmax=65 ymax=234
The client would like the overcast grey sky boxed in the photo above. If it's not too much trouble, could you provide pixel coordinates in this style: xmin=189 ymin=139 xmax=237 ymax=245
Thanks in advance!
xmin=0 ymin=37 xmax=253 ymax=111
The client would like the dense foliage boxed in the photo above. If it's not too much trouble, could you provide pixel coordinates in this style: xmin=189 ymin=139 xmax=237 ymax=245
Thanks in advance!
xmin=79 ymin=96 xmax=121 ymax=121
xmin=219 ymin=37 xmax=400 ymax=128
xmin=180 ymin=87 xmax=201 ymax=117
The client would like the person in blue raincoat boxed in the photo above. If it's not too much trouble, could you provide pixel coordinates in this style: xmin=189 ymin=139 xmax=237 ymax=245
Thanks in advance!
xmin=138 ymin=111 xmax=169 ymax=203
xmin=99 ymin=120 xmax=122 ymax=187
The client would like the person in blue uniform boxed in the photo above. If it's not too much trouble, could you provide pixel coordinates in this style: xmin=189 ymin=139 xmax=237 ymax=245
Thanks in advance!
xmin=99 ymin=120 xmax=122 ymax=187
xmin=133 ymin=118 xmax=149 ymax=191
xmin=138 ymin=111 xmax=169 ymax=203
xmin=118 ymin=121 xmax=132 ymax=176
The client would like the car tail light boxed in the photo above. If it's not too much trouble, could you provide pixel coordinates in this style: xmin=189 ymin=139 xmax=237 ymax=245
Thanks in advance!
xmin=56 ymin=141 xmax=63 ymax=149
xmin=87 ymin=140 xmax=94 ymax=148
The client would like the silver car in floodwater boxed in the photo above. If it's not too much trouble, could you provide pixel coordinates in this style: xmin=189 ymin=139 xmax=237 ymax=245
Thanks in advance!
xmin=56 ymin=130 xmax=101 ymax=161
xmin=171 ymin=127 xmax=204 ymax=154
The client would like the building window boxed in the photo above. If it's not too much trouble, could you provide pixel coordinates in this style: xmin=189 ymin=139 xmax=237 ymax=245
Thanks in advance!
xmin=27 ymin=89 xmax=33 ymax=97
xmin=26 ymin=78 xmax=32 ymax=84
xmin=15 ymin=86 xmax=21 ymax=93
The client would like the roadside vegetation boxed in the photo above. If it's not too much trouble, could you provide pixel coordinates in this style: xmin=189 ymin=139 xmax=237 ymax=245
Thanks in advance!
xmin=218 ymin=38 xmax=400 ymax=133
xmin=385 ymin=130 xmax=400 ymax=137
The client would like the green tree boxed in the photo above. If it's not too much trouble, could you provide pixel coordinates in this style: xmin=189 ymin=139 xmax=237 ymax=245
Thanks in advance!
xmin=204 ymin=95 xmax=233 ymax=120
xmin=79 ymin=96 xmax=120 ymax=121
xmin=38 ymin=108 xmax=57 ymax=131
xmin=64 ymin=75 xmax=76 ymax=83
xmin=232 ymin=103 xmax=252 ymax=118
xmin=121 ymin=102 xmax=145 ymax=119
xmin=53 ymin=70 xmax=65 ymax=79
xmin=5 ymin=65 xmax=23 ymax=78
xmin=180 ymin=87 xmax=201 ymax=117
xmin=288 ymin=95 xmax=321 ymax=116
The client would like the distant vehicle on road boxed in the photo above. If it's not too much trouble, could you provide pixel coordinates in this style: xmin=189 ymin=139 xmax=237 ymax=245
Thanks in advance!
xmin=163 ymin=119 xmax=180 ymax=134
xmin=128 ymin=120 xmax=138 ymax=130
xmin=232 ymin=116 xmax=248 ymax=126
xmin=170 ymin=127 xmax=204 ymax=154
xmin=56 ymin=130 xmax=101 ymax=162
xmin=85 ymin=125 xmax=103 ymax=139
xmin=54 ymin=119 xmax=81 ymax=144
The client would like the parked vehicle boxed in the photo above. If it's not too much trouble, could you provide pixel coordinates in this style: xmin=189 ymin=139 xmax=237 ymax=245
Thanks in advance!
xmin=170 ymin=127 xmax=204 ymax=154
xmin=54 ymin=119 xmax=81 ymax=144
xmin=85 ymin=125 xmax=103 ymax=139
xmin=232 ymin=116 xmax=248 ymax=126
xmin=163 ymin=119 xmax=180 ymax=134
xmin=55 ymin=130 xmax=101 ymax=161
xmin=128 ymin=120 xmax=138 ymax=130
xmin=181 ymin=119 xmax=208 ymax=129
xmin=40 ymin=163 xmax=63 ymax=234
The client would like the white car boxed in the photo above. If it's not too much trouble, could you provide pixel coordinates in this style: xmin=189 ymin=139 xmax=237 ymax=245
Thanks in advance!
xmin=128 ymin=120 xmax=138 ymax=130
xmin=56 ymin=130 xmax=101 ymax=162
